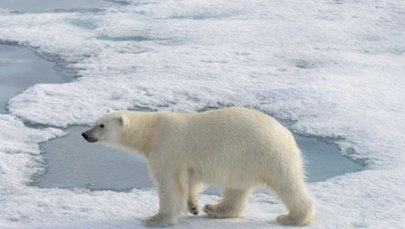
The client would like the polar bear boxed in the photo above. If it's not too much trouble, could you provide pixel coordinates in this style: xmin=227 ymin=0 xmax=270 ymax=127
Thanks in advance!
xmin=82 ymin=107 xmax=315 ymax=227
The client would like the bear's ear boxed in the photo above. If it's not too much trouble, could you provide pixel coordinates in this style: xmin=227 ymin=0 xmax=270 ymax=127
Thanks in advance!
xmin=119 ymin=115 xmax=129 ymax=127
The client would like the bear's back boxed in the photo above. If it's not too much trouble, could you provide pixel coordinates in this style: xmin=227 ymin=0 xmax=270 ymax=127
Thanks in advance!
xmin=157 ymin=107 xmax=299 ymax=187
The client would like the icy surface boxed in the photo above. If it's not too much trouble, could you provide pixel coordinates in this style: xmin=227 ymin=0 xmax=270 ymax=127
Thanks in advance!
xmin=0 ymin=0 xmax=405 ymax=228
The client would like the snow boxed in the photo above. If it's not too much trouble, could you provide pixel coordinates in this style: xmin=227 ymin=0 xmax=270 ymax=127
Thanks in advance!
xmin=0 ymin=0 xmax=405 ymax=228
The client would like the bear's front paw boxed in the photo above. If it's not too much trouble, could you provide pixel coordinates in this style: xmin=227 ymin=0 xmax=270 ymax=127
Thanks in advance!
xmin=203 ymin=204 xmax=217 ymax=217
xmin=144 ymin=214 xmax=178 ymax=227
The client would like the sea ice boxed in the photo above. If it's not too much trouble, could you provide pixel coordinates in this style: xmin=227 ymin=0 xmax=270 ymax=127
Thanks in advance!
xmin=0 ymin=0 xmax=404 ymax=228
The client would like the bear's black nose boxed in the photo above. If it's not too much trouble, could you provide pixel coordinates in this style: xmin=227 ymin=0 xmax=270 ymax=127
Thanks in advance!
xmin=82 ymin=132 xmax=89 ymax=140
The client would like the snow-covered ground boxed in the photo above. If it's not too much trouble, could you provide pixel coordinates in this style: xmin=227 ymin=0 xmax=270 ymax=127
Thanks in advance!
xmin=0 ymin=0 xmax=404 ymax=228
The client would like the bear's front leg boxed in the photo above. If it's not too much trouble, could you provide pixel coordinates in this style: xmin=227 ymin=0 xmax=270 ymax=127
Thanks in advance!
xmin=144 ymin=173 xmax=187 ymax=227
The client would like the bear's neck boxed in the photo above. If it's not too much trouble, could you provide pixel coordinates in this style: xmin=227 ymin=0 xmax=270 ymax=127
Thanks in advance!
xmin=120 ymin=113 xmax=158 ymax=157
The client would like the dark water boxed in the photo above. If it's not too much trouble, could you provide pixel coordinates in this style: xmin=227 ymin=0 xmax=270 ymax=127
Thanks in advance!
xmin=31 ymin=126 xmax=363 ymax=193
xmin=0 ymin=44 xmax=69 ymax=113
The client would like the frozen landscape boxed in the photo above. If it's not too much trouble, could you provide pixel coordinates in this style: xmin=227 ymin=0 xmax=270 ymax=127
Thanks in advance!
xmin=0 ymin=0 xmax=404 ymax=228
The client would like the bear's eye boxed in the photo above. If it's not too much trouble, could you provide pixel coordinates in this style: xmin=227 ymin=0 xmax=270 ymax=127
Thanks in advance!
xmin=100 ymin=124 xmax=105 ymax=128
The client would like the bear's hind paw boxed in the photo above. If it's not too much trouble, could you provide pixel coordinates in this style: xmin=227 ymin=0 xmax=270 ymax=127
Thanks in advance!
xmin=276 ymin=214 xmax=312 ymax=226
xmin=203 ymin=204 xmax=239 ymax=219
xmin=276 ymin=214 xmax=294 ymax=225
xmin=187 ymin=199 xmax=199 ymax=215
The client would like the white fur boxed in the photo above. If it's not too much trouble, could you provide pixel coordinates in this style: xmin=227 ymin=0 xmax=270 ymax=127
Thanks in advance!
xmin=85 ymin=107 xmax=315 ymax=227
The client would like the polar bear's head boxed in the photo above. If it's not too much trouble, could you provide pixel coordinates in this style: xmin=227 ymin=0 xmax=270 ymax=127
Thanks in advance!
xmin=81 ymin=112 xmax=129 ymax=146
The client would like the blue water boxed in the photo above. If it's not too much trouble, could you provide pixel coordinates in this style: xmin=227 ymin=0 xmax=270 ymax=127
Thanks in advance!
xmin=0 ymin=44 xmax=69 ymax=113
xmin=0 ymin=0 xmax=117 ymax=13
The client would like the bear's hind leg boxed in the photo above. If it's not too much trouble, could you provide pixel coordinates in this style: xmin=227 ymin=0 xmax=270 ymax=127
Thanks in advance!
xmin=203 ymin=188 xmax=251 ymax=218
xmin=267 ymin=176 xmax=315 ymax=226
